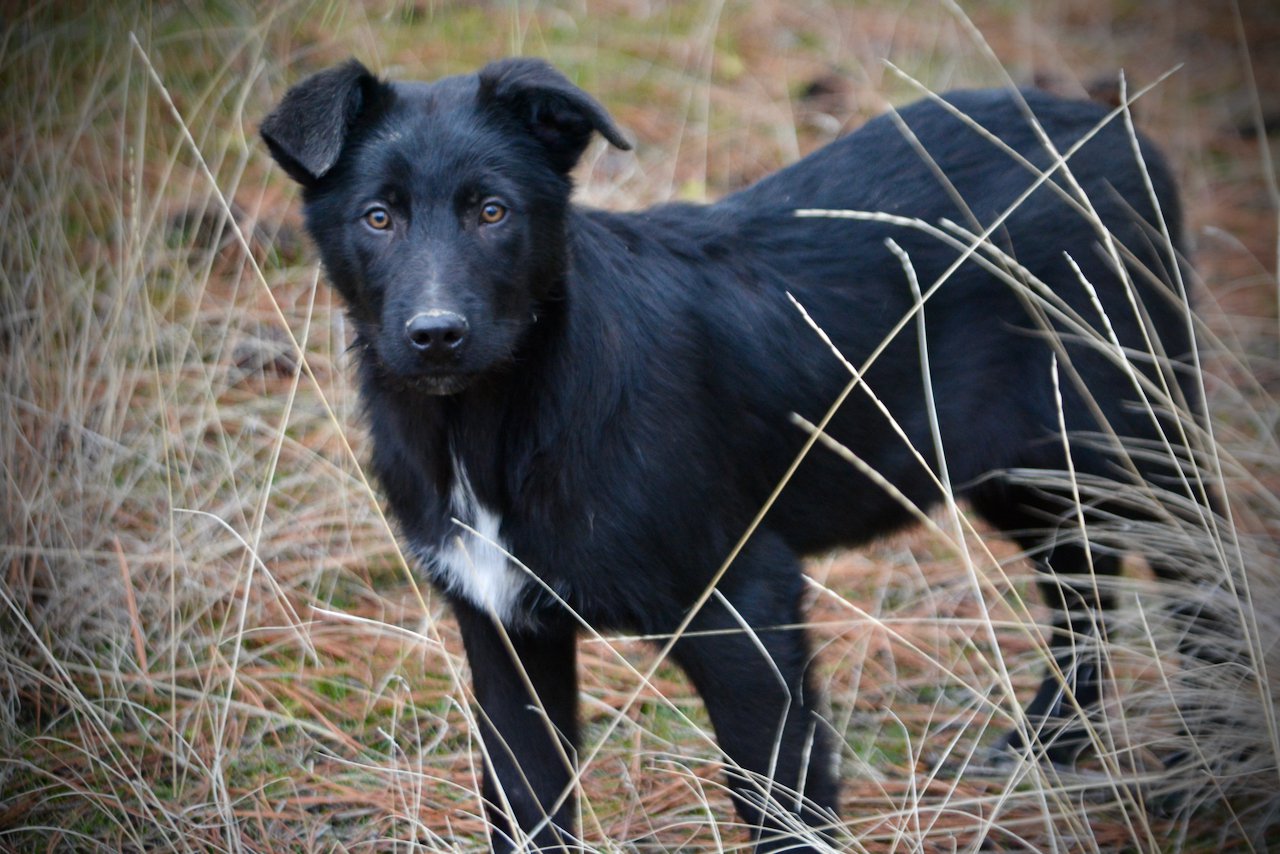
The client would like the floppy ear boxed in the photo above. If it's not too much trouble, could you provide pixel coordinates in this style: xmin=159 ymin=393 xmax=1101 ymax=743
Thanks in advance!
xmin=477 ymin=58 xmax=631 ymax=174
xmin=261 ymin=59 xmax=384 ymax=186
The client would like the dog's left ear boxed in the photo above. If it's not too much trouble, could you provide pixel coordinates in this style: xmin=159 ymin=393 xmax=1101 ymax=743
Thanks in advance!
xmin=478 ymin=58 xmax=631 ymax=174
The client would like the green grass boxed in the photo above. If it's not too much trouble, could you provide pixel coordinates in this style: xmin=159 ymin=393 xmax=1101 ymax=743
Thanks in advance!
xmin=3 ymin=0 xmax=1279 ymax=851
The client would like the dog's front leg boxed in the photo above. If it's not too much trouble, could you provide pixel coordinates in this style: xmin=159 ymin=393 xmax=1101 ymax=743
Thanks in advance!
xmin=453 ymin=598 xmax=580 ymax=852
xmin=670 ymin=536 xmax=839 ymax=852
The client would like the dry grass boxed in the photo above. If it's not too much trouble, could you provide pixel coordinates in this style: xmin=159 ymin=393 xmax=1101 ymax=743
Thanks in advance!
xmin=2 ymin=1 xmax=1278 ymax=851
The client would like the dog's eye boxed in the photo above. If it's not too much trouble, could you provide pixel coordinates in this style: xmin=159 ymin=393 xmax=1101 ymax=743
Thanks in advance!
xmin=364 ymin=207 xmax=392 ymax=231
xmin=479 ymin=201 xmax=507 ymax=226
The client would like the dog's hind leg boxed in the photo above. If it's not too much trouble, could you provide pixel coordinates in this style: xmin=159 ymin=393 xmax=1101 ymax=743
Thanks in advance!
xmin=1010 ymin=545 xmax=1122 ymax=764
xmin=453 ymin=599 xmax=581 ymax=852
xmin=1146 ymin=536 xmax=1253 ymax=791
xmin=969 ymin=483 xmax=1123 ymax=765
xmin=669 ymin=536 xmax=839 ymax=852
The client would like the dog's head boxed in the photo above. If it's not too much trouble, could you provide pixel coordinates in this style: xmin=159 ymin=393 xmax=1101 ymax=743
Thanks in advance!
xmin=262 ymin=58 xmax=630 ymax=395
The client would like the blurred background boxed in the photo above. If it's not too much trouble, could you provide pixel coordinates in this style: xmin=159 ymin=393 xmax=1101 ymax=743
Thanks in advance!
xmin=2 ymin=2 xmax=1277 ymax=850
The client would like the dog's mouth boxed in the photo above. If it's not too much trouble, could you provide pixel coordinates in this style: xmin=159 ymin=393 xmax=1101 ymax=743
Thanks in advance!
xmin=365 ymin=325 xmax=525 ymax=397
xmin=360 ymin=339 xmax=478 ymax=396
xmin=398 ymin=372 xmax=473 ymax=396
xmin=366 ymin=355 xmax=475 ymax=396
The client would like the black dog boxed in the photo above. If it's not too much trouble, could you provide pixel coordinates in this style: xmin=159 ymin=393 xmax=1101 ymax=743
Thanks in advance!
xmin=263 ymin=58 xmax=1204 ymax=851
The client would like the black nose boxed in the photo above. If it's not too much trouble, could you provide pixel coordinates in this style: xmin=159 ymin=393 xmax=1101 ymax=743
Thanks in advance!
xmin=405 ymin=311 xmax=469 ymax=356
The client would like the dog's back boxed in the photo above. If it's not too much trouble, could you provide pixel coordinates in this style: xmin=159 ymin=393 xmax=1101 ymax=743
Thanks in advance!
xmin=572 ymin=88 xmax=1193 ymax=556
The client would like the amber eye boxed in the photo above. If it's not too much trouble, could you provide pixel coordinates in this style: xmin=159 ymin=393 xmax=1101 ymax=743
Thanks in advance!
xmin=364 ymin=207 xmax=392 ymax=231
xmin=479 ymin=201 xmax=507 ymax=225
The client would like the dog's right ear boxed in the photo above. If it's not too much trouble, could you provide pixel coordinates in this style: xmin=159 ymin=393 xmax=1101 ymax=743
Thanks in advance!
xmin=261 ymin=59 xmax=384 ymax=186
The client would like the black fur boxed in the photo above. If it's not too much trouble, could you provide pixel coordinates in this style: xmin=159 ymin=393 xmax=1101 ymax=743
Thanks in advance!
xmin=263 ymin=58 xmax=1203 ymax=851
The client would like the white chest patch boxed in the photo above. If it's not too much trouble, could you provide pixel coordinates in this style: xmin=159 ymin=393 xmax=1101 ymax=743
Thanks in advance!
xmin=420 ymin=458 xmax=529 ymax=626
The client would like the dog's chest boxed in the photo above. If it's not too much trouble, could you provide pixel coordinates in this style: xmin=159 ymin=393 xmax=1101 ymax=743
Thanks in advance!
xmin=418 ymin=456 xmax=529 ymax=625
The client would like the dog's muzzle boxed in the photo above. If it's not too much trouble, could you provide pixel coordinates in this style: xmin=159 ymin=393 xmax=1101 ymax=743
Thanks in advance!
xmin=405 ymin=310 xmax=469 ymax=361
